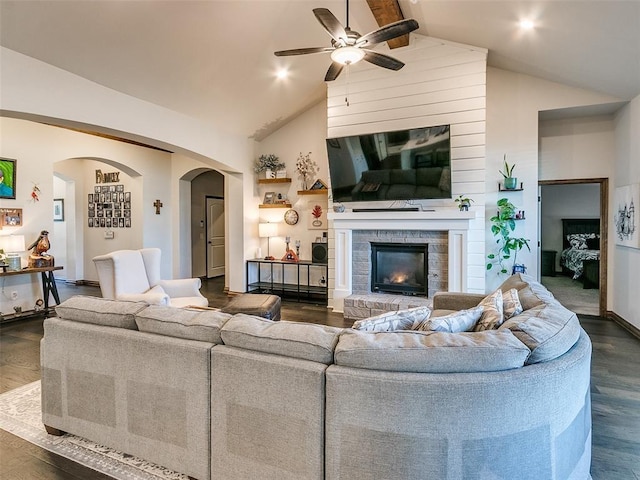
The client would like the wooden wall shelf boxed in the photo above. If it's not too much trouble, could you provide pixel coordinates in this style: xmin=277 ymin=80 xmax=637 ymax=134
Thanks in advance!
xmin=259 ymin=203 xmax=292 ymax=209
xmin=258 ymin=178 xmax=291 ymax=184
xmin=297 ymin=189 xmax=328 ymax=195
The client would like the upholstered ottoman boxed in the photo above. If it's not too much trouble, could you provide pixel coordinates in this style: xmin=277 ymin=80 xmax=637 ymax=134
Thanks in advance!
xmin=220 ymin=294 xmax=281 ymax=321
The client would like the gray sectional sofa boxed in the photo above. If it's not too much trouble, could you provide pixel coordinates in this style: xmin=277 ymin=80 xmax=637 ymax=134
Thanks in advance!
xmin=41 ymin=274 xmax=592 ymax=480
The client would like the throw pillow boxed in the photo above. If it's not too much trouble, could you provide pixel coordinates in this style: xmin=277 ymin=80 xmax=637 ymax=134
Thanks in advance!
xmin=438 ymin=166 xmax=451 ymax=192
xmin=352 ymin=306 xmax=431 ymax=332
xmin=567 ymin=233 xmax=597 ymax=250
xmin=502 ymin=288 xmax=523 ymax=320
xmin=414 ymin=305 xmax=483 ymax=333
xmin=474 ymin=289 xmax=504 ymax=331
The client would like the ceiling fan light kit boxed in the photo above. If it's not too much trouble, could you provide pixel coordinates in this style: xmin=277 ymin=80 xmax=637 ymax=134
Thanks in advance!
xmin=331 ymin=46 xmax=365 ymax=65
xmin=274 ymin=0 xmax=419 ymax=81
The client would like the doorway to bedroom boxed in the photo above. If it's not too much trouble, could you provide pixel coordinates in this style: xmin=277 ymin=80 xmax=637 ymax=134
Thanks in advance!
xmin=539 ymin=179 xmax=608 ymax=317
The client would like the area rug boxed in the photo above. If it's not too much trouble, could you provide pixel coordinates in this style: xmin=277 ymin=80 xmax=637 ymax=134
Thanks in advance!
xmin=0 ymin=381 xmax=189 ymax=480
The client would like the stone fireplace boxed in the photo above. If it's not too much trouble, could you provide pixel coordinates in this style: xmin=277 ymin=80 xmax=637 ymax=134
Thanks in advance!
xmin=327 ymin=209 xmax=476 ymax=314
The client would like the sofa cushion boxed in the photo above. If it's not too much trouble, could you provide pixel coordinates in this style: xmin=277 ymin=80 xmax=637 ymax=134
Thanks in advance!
xmin=390 ymin=168 xmax=416 ymax=185
xmin=414 ymin=306 xmax=482 ymax=333
xmin=498 ymin=273 xmax=549 ymax=310
xmin=474 ymin=289 xmax=504 ymax=331
xmin=352 ymin=306 xmax=431 ymax=332
xmin=334 ymin=329 xmax=530 ymax=373
xmin=55 ymin=295 xmax=146 ymax=329
xmin=135 ymin=305 xmax=232 ymax=343
xmin=503 ymin=288 xmax=524 ymax=320
xmin=499 ymin=303 xmax=581 ymax=364
xmin=221 ymin=314 xmax=343 ymax=365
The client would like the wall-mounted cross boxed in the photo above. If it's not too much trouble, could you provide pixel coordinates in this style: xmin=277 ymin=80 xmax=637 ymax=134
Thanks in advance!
xmin=153 ymin=199 xmax=163 ymax=214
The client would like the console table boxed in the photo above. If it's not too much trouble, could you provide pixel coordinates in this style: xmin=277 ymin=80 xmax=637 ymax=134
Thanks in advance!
xmin=246 ymin=259 xmax=328 ymax=304
xmin=0 ymin=266 xmax=63 ymax=321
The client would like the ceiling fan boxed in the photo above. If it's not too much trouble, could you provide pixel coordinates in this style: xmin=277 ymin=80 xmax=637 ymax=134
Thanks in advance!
xmin=274 ymin=0 xmax=419 ymax=81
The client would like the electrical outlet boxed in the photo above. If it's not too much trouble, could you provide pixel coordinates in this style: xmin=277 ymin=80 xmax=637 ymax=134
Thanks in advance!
xmin=10 ymin=291 xmax=18 ymax=300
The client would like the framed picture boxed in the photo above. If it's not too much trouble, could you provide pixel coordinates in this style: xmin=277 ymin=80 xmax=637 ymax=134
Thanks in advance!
xmin=53 ymin=199 xmax=64 ymax=221
xmin=263 ymin=191 xmax=276 ymax=204
xmin=309 ymin=204 xmax=326 ymax=230
xmin=0 ymin=158 xmax=17 ymax=200
xmin=614 ymin=183 xmax=639 ymax=248
xmin=0 ymin=208 xmax=22 ymax=228
xmin=310 ymin=179 xmax=328 ymax=190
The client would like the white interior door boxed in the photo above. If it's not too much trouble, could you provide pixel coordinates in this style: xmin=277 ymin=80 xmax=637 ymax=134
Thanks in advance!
xmin=206 ymin=197 xmax=225 ymax=278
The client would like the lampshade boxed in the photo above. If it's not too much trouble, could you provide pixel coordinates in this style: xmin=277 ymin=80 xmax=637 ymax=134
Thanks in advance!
xmin=331 ymin=46 xmax=365 ymax=65
xmin=0 ymin=234 xmax=26 ymax=253
xmin=258 ymin=222 xmax=278 ymax=238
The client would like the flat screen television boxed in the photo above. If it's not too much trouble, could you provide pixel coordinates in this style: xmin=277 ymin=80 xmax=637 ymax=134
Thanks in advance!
xmin=325 ymin=125 xmax=451 ymax=203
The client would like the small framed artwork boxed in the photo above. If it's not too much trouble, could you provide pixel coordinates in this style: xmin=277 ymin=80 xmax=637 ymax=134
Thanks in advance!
xmin=310 ymin=179 xmax=328 ymax=190
xmin=53 ymin=199 xmax=64 ymax=221
xmin=88 ymin=218 xmax=94 ymax=227
xmin=263 ymin=191 xmax=276 ymax=204
xmin=614 ymin=183 xmax=639 ymax=248
xmin=0 ymin=208 xmax=22 ymax=228
xmin=309 ymin=204 xmax=326 ymax=230
xmin=0 ymin=158 xmax=17 ymax=200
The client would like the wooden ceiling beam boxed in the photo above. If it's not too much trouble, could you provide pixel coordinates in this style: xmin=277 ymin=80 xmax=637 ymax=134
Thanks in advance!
xmin=365 ymin=0 xmax=409 ymax=49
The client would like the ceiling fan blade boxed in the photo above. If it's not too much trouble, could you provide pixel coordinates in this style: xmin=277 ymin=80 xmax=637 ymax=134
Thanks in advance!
xmin=325 ymin=62 xmax=345 ymax=82
xmin=274 ymin=47 xmax=334 ymax=57
xmin=362 ymin=50 xmax=405 ymax=71
xmin=313 ymin=8 xmax=348 ymax=42
xmin=356 ymin=19 xmax=419 ymax=47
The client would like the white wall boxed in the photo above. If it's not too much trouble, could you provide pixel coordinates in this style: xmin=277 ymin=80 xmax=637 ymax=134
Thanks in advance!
xmin=613 ymin=95 xmax=640 ymax=329
xmin=485 ymin=67 xmax=622 ymax=292
xmin=1 ymin=48 xmax=254 ymax=297
xmin=325 ymin=34 xmax=489 ymax=302
xmin=256 ymin=101 xmax=329 ymax=261
xmin=0 ymin=118 xmax=203 ymax=312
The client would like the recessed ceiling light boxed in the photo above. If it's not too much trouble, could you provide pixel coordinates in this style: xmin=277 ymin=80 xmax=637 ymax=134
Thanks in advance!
xmin=519 ymin=19 xmax=535 ymax=30
xmin=276 ymin=68 xmax=288 ymax=79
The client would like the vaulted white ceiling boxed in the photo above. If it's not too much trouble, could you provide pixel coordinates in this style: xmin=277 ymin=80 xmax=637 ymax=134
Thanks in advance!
xmin=1 ymin=1 xmax=638 ymax=140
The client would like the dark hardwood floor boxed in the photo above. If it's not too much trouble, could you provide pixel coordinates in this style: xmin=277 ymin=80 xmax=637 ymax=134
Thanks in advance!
xmin=1 ymin=279 xmax=638 ymax=479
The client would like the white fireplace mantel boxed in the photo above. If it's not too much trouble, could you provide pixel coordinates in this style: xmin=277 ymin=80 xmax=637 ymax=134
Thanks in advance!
xmin=328 ymin=209 xmax=477 ymax=313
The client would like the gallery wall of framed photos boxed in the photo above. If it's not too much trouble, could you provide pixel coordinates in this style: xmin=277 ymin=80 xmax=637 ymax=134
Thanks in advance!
xmin=88 ymin=184 xmax=132 ymax=229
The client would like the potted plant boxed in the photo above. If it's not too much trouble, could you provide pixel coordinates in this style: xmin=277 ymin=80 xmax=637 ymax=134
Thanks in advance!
xmin=487 ymin=198 xmax=531 ymax=275
xmin=454 ymin=194 xmax=473 ymax=211
xmin=500 ymin=154 xmax=518 ymax=190
xmin=254 ymin=154 xmax=286 ymax=179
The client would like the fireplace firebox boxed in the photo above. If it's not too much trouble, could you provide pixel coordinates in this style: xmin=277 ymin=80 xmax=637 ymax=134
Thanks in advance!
xmin=370 ymin=242 xmax=428 ymax=296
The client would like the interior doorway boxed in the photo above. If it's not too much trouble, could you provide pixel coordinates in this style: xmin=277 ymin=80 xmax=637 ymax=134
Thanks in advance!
xmin=539 ymin=178 xmax=608 ymax=317
xmin=206 ymin=196 xmax=224 ymax=278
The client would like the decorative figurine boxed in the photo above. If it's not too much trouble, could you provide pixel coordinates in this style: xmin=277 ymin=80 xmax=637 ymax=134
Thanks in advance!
xmin=27 ymin=230 xmax=54 ymax=267
xmin=281 ymin=236 xmax=299 ymax=262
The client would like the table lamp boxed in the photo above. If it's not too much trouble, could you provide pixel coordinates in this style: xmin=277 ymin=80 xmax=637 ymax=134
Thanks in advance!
xmin=0 ymin=234 xmax=26 ymax=271
xmin=258 ymin=222 xmax=278 ymax=260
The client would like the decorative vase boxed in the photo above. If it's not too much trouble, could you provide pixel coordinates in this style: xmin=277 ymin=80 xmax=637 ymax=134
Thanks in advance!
xmin=504 ymin=177 xmax=518 ymax=190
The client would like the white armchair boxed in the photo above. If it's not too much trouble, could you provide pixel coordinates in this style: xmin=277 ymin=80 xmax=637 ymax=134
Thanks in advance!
xmin=92 ymin=248 xmax=209 ymax=308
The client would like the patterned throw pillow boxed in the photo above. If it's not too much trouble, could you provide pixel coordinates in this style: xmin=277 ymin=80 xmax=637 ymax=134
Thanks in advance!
xmin=414 ymin=305 xmax=483 ymax=333
xmin=352 ymin=306 xmax=431 ymax=332
xmin=503 ymin=288 xmax=523 ymax=320
xmin=474 ymin=289 xmax=504 ymax=331
xmin=567 ymin=233 xmax=598 ymax=250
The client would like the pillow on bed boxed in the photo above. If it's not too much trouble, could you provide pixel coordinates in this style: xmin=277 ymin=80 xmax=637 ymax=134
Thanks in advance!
xmin=567 ymin=233 xmax=597 ymax=250
xmin=586 ymin=237 xmax=599 ymax=249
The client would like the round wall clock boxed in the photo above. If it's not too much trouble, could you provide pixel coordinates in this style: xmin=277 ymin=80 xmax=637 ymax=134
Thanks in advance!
xmin=284 ymin=209 xmax=299 ymax=225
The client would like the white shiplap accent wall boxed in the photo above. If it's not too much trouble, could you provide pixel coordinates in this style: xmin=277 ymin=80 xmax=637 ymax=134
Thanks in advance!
xmin=326 ymin=35 xmax=487 ymax=306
